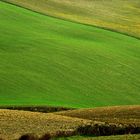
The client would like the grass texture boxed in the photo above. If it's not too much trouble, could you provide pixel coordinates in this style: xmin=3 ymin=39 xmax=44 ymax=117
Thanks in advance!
xmin=3 ymin=0 xmax=140 ymax=38
xmin=0 ymin=1 xmax=140 ymax=107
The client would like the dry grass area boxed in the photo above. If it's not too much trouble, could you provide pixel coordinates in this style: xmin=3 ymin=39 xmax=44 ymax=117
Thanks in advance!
xmin=0 ymin=109 xmax=91 ymax=140
xmin=0 ymin=106 xmax=140 ymax=139
xmin=56 ymin=106 xmax=140 ymax=126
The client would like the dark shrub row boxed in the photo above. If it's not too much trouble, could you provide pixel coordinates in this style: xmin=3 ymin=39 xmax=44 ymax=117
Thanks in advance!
xmin=76 ymin=123 xmax=140 ymax=136
xmin=0 ymin=106 xmax=73 ymax=113
xmin=19 ymin=133 xmax=51 ymax=140
xmin=17 ymin=131 xmax=75 ymax=140
xmin=0 ymin=123 xmax=139 ymax=140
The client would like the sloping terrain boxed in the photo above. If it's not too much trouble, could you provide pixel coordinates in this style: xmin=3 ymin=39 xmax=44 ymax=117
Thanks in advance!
xmin=0 ymin=106 xmax=140 ymax=140
xmin=0 ymin=1 xmax=140 ymax=107
xmin=0 ymin=109 xmax=91 ymax=139
xmin=56 ymin=106 xmax=140 ymax=125
xmin=2 ymin=0 xmax=140 ymax=38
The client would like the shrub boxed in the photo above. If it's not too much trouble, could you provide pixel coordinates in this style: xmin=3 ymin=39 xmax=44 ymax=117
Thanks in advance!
xmin=76 ymin=123 xmax=140 ymax=136
xmin=19 ymin=134 xmax=38 ymax=140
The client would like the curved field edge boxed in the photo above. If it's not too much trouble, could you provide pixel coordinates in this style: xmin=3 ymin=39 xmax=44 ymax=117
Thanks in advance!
xmin=2 ymin=0 xmax=140 ymax=39
xmin=0 ymin=1 xmax=140 ymax=108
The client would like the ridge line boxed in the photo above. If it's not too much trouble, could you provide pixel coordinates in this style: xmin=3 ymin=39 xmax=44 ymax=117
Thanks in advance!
xmin=1 ymin=0 xmax=140 ymax=40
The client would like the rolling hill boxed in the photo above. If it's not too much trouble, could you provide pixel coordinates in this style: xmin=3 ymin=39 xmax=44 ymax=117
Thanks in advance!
xmin=0 ymin=106 xmax=140 ymax=139
xmin=2 ymin=0 xmax=140 ymax=38
xmin=0 ymin=106 xmax=140 ymax=140
xmin=0 ymin=1 xmax=140 ymax=108
xmin=56 ymin=105 xmax=140 ymax=125
xmin=0 ymin=109 xmax=91 ymax=139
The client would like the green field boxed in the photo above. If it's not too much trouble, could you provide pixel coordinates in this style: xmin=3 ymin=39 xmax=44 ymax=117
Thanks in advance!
xmin=0 ymin=1 xmax=140 ymax=108
xmin=3 ymin=0 xmax=140 ymax=38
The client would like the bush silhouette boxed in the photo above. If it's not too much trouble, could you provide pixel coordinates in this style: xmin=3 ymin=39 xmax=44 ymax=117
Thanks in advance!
xmin=19 ymin=134 xmax=38 ymax=140
xmin=76 ymin=123 xmax=140 ymax=136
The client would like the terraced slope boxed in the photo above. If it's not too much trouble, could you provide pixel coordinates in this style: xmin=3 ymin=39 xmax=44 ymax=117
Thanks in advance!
xmin=0 ymin=1 xmax=140 ymax=107
xmin=3 ymin=0 xmax=140 ymax=38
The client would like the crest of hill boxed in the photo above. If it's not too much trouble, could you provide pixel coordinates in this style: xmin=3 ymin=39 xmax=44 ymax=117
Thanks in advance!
xmin=2 ymin=0 xmax=140 ymax=38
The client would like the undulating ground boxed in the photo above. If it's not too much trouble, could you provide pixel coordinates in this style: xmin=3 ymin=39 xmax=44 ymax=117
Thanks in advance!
xmin=0 ymin=1 xmax=140 ymax=140
xmin=56 ymin=105 xmax=140 ymax=125
xmin=2 ymin=0 xmax=140 ymax=38
xmin=0 ymin=106 xmax=140 ymax=140
xmin=0 ymin=109 xmax=91 ymax=139
xmin=0 ymin=1 xmax=140 ymax=108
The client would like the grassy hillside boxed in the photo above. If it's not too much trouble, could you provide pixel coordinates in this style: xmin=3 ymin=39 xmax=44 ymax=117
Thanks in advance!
xmin=0 ymin=1 xmax=140 ymax=107
xmin=2 ymin=0 xmax=140 ymax=38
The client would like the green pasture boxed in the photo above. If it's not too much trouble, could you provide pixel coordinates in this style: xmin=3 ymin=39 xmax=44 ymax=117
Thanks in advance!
xmin=0 ymin=1 xmax=140 ymax=108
